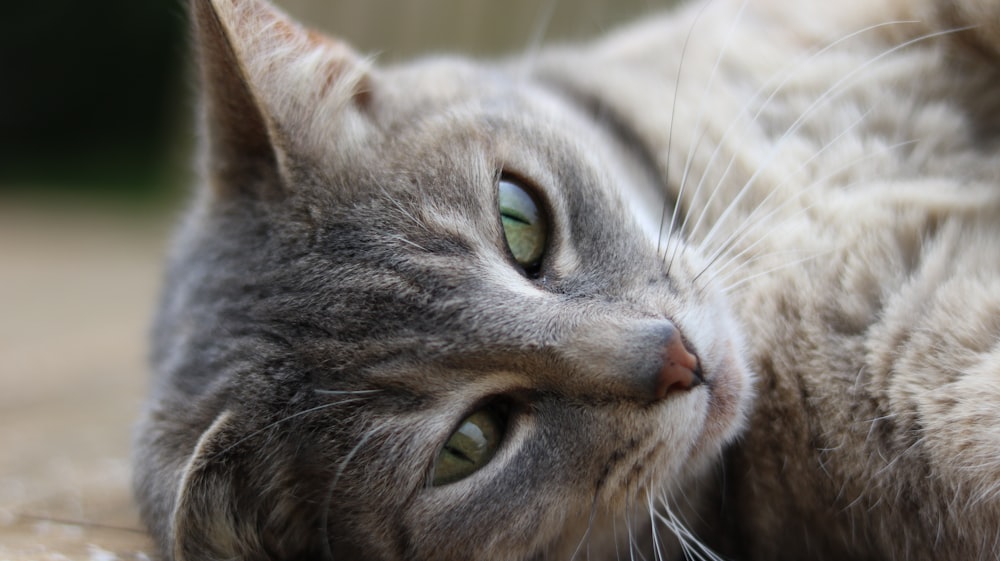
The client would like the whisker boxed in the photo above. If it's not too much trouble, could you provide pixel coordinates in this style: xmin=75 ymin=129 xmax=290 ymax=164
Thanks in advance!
xmin=569 ymin=487 xmax=602 ymax=561
xmin=658 ymin=503 xmax=723 ymax=561
xmin=661 ymin=513 xmax=699 ymax=561
xmin=212 ymin=398 xmax=370 ymax=459
xmin=694 ymin=165 xmax=844 ymax=287
xmin=653 ymin=493 xmax=691 ymax=561
xmin=695 ymin=136 xmax=915 ymax=282
xmin=378 ymin=187 xmax=428 ymax=231
xmin=704 ymin=247 xmax=813 ymax=289
xmin=314 ymin=389 xmax=382 ymax=396
xmin=681 ymin=20 xmax=918 ymax=249
xmin=517 ymin=0 xmax=560 ymax=82
xmin=389 ymin=233 xmax=431 ymax=252
xmin=660 ymin=0 xmax=715 ymax=259
xmin=666 ymin=0 xmax=749 ymax=274
xmin=654 ymin=501 xmax=703 ymax=561
xmin=696 ymin=25 xmax=972 ymax=254
xmin=693 ymin=101 xmax=873 ymax=265
xmin=720 ymin=250 xmax=833 ymax=294
xmin=613 ymin=511 xmax=623 ymax=561
xmin=646 ymin=492 xmax=666 ymax=561
xmin=695 ymin=139 xmax=918 ymax=290
xmin=320 ymin=423 xmax=386 ymax=561
xmin=625 ymin=493 xmax=639 ymax=561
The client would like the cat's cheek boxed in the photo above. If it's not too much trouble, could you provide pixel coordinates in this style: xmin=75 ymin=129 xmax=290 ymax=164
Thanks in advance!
xmin=714 ymin=353 xmax=755 ymax=437
xmin=401 ymin=485 xmax=566 ymax=561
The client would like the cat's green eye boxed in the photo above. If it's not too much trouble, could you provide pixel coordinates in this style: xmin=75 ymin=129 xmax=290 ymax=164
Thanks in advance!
xmin=432 ymin=407 xmax=505 ymax=486
xmin=498 ymin=179 xmax=547 ymax=270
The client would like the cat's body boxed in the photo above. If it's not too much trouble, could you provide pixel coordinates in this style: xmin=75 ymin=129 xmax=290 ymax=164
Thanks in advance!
xmin=550 ymin=3 xmax=1000 ymax=559
xmin=134 ymin=0 xmax=1000 ymax=559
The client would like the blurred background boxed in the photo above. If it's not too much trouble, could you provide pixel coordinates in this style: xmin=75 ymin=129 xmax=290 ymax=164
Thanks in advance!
xmin=0 ymin=0 xmax=675 ymax=558
xmin=1 ymin=0 xmax=674 ymax=207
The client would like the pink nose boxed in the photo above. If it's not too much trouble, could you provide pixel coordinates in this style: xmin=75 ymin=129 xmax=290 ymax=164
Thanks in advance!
xmin=656 ymin=328 xmax=703 ymax=398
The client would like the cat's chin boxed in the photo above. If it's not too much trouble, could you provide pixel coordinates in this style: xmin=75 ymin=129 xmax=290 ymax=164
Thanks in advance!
xmin=574 ymin=344 xmax=752 ymax=558
xmin=691 ymin=340 xmax=755 ymax=462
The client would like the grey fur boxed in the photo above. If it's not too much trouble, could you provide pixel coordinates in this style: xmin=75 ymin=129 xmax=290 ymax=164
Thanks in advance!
xmin=134 ymin=0 xmax=1000 ymax=559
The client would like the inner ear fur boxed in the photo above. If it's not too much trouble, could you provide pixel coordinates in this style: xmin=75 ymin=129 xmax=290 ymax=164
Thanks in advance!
xmin=191 ymin=0 xmax=373 ymax=199
xmin=192 ymin=0 xmax=281 ymax=197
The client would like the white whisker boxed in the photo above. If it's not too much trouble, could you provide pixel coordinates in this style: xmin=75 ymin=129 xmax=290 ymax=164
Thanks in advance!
xmin=653 ymin=506 xmax=712 ymax=561
xmin=646 ymin=491 xmax=669 ymax=561
xmin=694 ymin=139 xmax=919 ymax=291
xmin=693 ymin=103 xmax=873 ymax=264
xmin=569 ymin=489 xmax=601 ymax=561
xmin=517 ymin=0 xmax=560 ymax=82
xmin=681 ymin=20 xmax=918 ymax=249
xmin=379 ymin=188 xmax=421 ymax=224
xmin=697 ymin=26 xmax=971 ymax=254
xmin=666 ymin=0 xmax=748 ymax=273
xmin=692 ymin=129 xmax=871 ymax=285
xmin=320 ymin=423 xmax=386 ymax=561
xmin=660 ymin=0 xmax=716 ymax=259
xmin=721 ymin=250 xmax=833 ymax=294
xmin=314 ymin=389 xmax=382 ymax=396
xmin=213 ymin=398 xmax=370 ymax=459
xmin=697 ymin=137 xmax=916 ymax=280
xmin=626 ymin=494 xmax=639 ymax=561
xmin=389 ymin=233 xmax=431 ymax=252
xmin=654 ymin=491 xmax=728 ymax=561
xmin=704 ymin=247 xmax=812 ymax=289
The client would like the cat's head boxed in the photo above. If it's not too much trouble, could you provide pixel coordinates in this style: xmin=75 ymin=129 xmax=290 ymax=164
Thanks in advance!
xmin=133 ymin=0 xmax=753 ymax=559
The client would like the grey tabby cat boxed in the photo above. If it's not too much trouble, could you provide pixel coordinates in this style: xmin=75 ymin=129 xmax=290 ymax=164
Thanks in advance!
xmin=133 ymin=0 xmax=1000 ymax=559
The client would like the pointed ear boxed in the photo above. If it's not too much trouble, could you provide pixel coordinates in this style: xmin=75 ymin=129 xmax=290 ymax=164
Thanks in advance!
xmin=191 ymin=0 xmax=373 ymax=198
xmin=170 ymin=410 xmax=321 ymax=560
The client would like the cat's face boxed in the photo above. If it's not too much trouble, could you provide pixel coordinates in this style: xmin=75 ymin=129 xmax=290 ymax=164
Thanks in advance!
xmin=135 ymin=1 xmax=753 ymax=559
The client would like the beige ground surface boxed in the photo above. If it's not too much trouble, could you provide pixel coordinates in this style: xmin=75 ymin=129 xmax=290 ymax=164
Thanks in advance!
xmin=0 ymin=201 xmax=169 ymax=560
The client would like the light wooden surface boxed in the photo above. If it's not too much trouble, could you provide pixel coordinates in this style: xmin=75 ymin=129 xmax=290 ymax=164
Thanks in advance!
xmin=0 ymin=201 xmax=166 ymax=560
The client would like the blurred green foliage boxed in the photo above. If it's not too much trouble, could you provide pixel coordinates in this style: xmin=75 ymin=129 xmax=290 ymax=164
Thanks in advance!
xmin=0 ymin=0 xmax=188 ymax=203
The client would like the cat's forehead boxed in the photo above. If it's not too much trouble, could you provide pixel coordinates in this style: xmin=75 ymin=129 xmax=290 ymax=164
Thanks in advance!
xmin=367 ymin=56 xmax=604 ymax=153
xmin=289 ymin=58 xmax=620 ymax=218
xmin=318 ymin=59 xmax=624 ymax=210
xmin=378 ymin=56 xmax=511 ymax=109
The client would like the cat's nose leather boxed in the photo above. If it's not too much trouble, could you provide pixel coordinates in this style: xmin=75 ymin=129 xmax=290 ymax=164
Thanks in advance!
xmin=656 ymin=325 xmax=703 ymax=398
